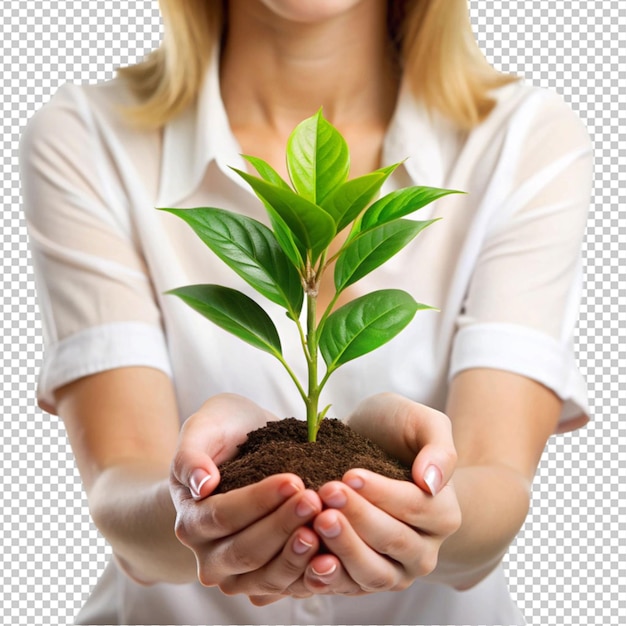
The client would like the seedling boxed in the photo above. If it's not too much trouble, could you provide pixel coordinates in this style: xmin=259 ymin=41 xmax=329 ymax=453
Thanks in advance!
xmin=162 ymin=110 xmax=460 ymax=442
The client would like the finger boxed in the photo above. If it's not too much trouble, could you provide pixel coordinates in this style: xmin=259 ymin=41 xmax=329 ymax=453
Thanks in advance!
xmin=221 ymin=526 xmax=320 ymax=598
xmin=311 ymin=508 xmax=407 ymax=592
xmin=248 ymin=593 xmax=294 ymax=607
xmin=347 ymin=393 xmax=457 ymax=496
xmin=170 ymin=464 xmax=220 ymax=503
xmin=402 ymin=405 xmax=456 ymax=497
xmin=199 ymin=489 xmax=322 ymax=584
xmin=171 ymin=393 xmax=277 ymax=500
xmin=200 ymin=474 xmax=309 ymax=538
xmin=174 ymin=473 xmax=307 ymax=550
xmin=170 ymin=416 xmax=221 ymax=501
xmin=317 ymin=482 xmax=435 ymax=582
xmin=341 ymin=469 xmax=461 ymax=536
xmin=304 ymin=554 xmax=362 ymax=596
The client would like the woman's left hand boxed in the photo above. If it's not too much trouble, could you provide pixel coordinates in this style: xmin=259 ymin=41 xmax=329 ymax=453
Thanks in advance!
xmin=297 ymin=393 xmax=462 ymax=596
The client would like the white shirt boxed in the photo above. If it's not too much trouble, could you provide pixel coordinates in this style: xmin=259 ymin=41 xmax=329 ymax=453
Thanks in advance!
xmin=20 ymin=52 xmax=592 ymax=625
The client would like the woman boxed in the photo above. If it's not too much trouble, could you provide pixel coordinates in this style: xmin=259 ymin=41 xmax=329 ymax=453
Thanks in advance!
xmin=20 ymin=1 xmax=592 ymax=624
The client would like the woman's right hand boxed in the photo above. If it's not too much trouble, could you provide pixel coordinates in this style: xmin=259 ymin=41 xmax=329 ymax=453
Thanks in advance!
xmin=169 ymin=393 xmax=322 ymax=602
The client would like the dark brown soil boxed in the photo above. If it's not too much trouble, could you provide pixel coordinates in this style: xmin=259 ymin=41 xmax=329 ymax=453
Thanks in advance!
xmin=215 ymin=418 xmax=413 ymax=493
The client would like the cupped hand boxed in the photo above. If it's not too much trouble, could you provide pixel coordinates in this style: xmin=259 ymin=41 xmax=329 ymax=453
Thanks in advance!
xmin=169 ymin=393 xmax=322 ymax=601
xmin=300 ymin=392 xmax=462 ymax=595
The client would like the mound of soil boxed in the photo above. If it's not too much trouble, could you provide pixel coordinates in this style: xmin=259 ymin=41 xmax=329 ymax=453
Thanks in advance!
xmin=214 ymin=417 xmax=412 ymax=493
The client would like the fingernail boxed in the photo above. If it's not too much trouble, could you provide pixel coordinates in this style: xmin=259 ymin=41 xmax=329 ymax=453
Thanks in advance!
xmin=279 ymin=481 xmax=301 ymax=498
xmin=318 ymin=515 xmax=341 ymax=539
xmin=190 ymin=469 xmax=211 ymax=500
xmin=323 ymin=489 xmax=347 ymax=509
xmin=344 ymin=474 xmax=365 ymax=490
xmin=295 ymin=495 xmax=317 ymax=518
xmin=311 ymin=562 xmax=337 ymax=582
xmin=424 ymin=465 xmax=442 ymax=496
xmin=292 ymin=536 xmax=314 ymax=555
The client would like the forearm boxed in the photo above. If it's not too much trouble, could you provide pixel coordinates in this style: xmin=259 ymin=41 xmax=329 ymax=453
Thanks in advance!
xmin=428 ymin=464 xmax=531 ymax=590
xmin=89 ymin=461 xmax=198 ymax=585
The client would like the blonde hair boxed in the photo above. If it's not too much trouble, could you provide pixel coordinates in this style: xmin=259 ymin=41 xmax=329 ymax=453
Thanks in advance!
xmin=119 ymin=0 xmax=517 ymax=129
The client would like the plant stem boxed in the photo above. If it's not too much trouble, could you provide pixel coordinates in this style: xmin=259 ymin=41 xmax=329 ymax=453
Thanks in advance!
xmin=294 ymin=313 xmax=311 ymax=362
xmin=305 ymin=292 xmax=320 ymax=442
xmin=316 ymin=288 xmax=342 ymax=338
xmin=274 ymin=352 xmax=308 ymax=404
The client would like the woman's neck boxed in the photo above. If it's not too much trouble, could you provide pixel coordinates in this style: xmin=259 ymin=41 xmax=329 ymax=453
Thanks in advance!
xmin=220 ymin=0 xmax=399 ymax=139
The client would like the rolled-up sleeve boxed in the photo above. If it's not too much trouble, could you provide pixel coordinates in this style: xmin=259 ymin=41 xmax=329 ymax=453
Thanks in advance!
xmin=450 ymin=92 xmax=593 ymax=432
xmin=20 ymin=85 xmax=171 ymax=413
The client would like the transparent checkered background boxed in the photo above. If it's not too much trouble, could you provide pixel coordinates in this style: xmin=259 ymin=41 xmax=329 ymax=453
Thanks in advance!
xmin=1 ymin=2 xmax=623 ymax=625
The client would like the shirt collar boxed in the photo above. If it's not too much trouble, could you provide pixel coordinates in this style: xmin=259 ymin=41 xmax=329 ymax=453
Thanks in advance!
xmin=157 ymin=54 xmax=449 ymax=207
xmin=157 ymin=50 xmax=242 ymax=207
xmin=383 ymin=81 xmax=450 ymax=188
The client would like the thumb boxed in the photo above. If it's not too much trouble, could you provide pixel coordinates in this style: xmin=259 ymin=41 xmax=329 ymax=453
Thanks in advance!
xmin=171 ymin=437 xmax=221 ymax=502
xmin=170 ymin=393 xmax=276 ymax=501
xmin=170 ymin=410 xmax=226 ymax=502
xmin=347 ymin=393 xmax=457 ymax=496
xmin=410 ymin=410 xmax=457 ymax=496
xmin=174 ymin=461 xmax=219 ymax=502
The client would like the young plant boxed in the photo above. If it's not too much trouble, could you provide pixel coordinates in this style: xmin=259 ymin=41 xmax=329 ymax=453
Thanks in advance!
xmin=161 ymin=110 xmax=460 ymax=442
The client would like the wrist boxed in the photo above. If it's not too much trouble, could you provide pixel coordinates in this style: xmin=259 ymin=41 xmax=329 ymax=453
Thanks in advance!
xmin=90 ymin=464 xmax=198 ymax=585
xmin=427 ymin=464 xmax=530 ymax=590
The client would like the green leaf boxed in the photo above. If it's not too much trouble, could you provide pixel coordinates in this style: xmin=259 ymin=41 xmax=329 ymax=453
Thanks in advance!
xmin=334 ymin=218 xmax=440 ymax=292
xmin=236 ymin=158 xmax=304 ymax=269
xmin=167 ymin=285 xmax=282 ymax=356
xmin=320 ymin=289 xmax=431 ymax=369
xmin=265 ymin=209 xmax=306 ymax=272
xmin=323 ymin=162 xmax=401 ymax=232
xmin=231 ymin=167 xmax=336 ymax=261
xmin=242 ymin=155 xmax=291 ymax=190
xmin=360 ymin=186 xmax=463 ymax=232
xmin=286 ymin=109 xmax=350 ymax=204
xmin=160 ymin=207 xmax=303 ymax=316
